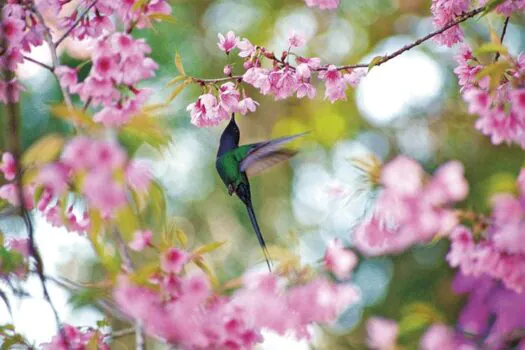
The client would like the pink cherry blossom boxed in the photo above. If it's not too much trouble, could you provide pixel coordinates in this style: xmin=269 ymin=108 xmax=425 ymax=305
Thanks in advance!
xmin=431 ymin=0 xmax=470 ymax=47
xmin=36 ymin=163 xmax=70 ymax=197
xmin=237 ymin=97 xmax=259 ymax=115
xmin=129 ymin=230 xmax=153 ymax=251
xmin=161 ymin=248 xmax=189 ymax=273
xmin=0 ymin=78 xmax=26 ymax=103
xmin=217 ymin=31 xmax=239 ymax=54
xmin=82 ymin=170 xmax=127 ymax=214
xmin=366 ymin=317 xmax=398 ymax=350
xmin=304 ymin=0 xmax=341 ymax=10
xmin=0 ymin=152 xmax=16 ymax=181
xmin=187 ymin=93 xmax=230 ymax=127
xmin=324 ymin=240 xmax=358 ymax=279
xmin=355 ymin=157 xmax=468 ymax=256
xmin=126 ymin=161 xmax=152 ymax=193
xmin=54 ymin=66 xmax=79 ymax=93
xmin=41 ymin=324 xmax=109 ymax=350
xmin=420 ymin=324 xmax=458 ymax=350
xmin=288 ymin=31 xmax=306 ymax=48
xmin=237 ymin=38 xmax=255 ymax=58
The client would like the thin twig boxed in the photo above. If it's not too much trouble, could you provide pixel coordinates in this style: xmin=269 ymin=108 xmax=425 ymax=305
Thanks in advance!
xmin=31 ymin=1 xmax=74 ymax=109
xmin=113 ymin=230 xmax=146 ymax=350
xmin=54 ymin=1 xmax=98 ymax=47
xmin=192 ymin=6 xmax=486 ymax=84
xmin=22 ymin=55 xmax=54 ymax=71
xmin=494 ymin=16 xmax=510 ymax=62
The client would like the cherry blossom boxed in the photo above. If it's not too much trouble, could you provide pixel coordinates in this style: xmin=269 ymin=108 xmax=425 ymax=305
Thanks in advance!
xmin=366 ymin=317 xmax=398 ymax=350
xmin=0 ymin=152 xmax=16 ymax=181
xmin=304 ymin=0 xmax=341 ymax=10
xmin=129 ymin=230 xmax=153 ymax=251
xmin=431 ymin=0 xmax=470 ymax=47
xmin=40 ymin=324 xmax=109 ymax=350
xmin=218 ymin=31 xmax=239 ymax=54
xmin=354 ymin=157 xmax=468 ymax=256
xmin=324 ymin=239 xmax=358 ymax=279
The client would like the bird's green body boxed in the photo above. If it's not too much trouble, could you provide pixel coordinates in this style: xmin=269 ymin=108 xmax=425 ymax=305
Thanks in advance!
xmin=216 ymin=115 xmax=307 ymax=271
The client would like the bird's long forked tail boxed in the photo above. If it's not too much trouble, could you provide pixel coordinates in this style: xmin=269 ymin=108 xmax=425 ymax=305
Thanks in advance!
xmin=245 ymin=203 xmax=272 ymax=272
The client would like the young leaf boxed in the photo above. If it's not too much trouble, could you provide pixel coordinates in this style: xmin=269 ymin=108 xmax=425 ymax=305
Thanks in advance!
xmin=176 ymin=229 xmax=188 ymax=248
xmin=167 ymin=75 xmax=186 ymax=86
xmin=21 ymin=134 xmax=64 ymax=168
xmin=367 ymin=56 xmax=384 ymax=72
xmin=167 ymin=80 xmax=190 ymax=103
xmin=149 ymin=13 xmax=177 ymax=24
xmin=50 ymin=103 xmax=98 ymax=129
xmin=175 ymin=51 xmax=186 ymax=76
xmin=131 ymin=0 xmax=149 ymax=12
xmin=115 ymin=205 xmax=140 ymax=241
xmin=474 ymin=42 xmax=508 ymax=56
xmin=194 ymin=258 xmax=220 ymax=289
xmin=193 ymin=241 xmax=226 ymax=256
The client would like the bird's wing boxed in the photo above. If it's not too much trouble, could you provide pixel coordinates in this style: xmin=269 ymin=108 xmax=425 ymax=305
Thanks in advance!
xmin=239 ymin=131 xmax=308 ymax=177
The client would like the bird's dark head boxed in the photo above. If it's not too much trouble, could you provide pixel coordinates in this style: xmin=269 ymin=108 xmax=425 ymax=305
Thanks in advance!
xmin=217 ymin=114 xmax=240 ymax=157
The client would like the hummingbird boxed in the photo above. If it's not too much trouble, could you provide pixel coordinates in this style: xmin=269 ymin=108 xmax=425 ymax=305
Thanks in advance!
xmin=216 ymin=114 xmax=307 ymax=271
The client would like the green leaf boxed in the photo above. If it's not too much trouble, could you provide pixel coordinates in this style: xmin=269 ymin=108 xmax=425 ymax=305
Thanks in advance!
xmin=21 ymin=134 xmax=64 ymax=168
xmin=194 ymin=258 xmax=220 ymax=289
xmin=482 ymin=0 xmax=506 ymax=15
xmin=167 ymin=80 xmax=190 ymax=104
xmin=50 ymin=103 xmax=98 ymax=129
xmin=115 ymin=205 xmax=140 ymax=241
xmin=176 ymin=229 xmax=188 ymax=248
xmin=474 ymin=42 xmax=508 ymax=56
xmin=475 ymin=60 xmax=511 ymax=92
xmin=367 ymin=56 xmax=384 ymax=72
xmin=147 ymin=181 xmax=166 ymax=232
xmin=167 ymin=75 xmax=186 ymax=87
xmin=193 ymin=241 xmax=226 ymax=256
xmin=149 ymin=13 xmax=177 ymax=24
xmin=130 ymin=262 xmax=161 ymax=285
xmin=131 ymin=0 xmax=149 ymax=12
xmin=119 ymin=113 xmax=170 ymax=154
xmin=174 ymin=51 xmax=185 ymax=76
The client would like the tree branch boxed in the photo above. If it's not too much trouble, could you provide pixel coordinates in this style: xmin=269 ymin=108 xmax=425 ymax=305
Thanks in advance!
xmin=54 ymin=1 xmax=98 ymax=47
xmin=22 ymin=55 xmax=54 ymax=71
xmin=30 ymin=1 xmax=74 ymax=110
xmin=1 ymin=30 xmax=69 ymax=350
xmin=192 ymin=6 xmax=486 ymax=84
xmin=494 ymin=16 xmax=510 ymax=62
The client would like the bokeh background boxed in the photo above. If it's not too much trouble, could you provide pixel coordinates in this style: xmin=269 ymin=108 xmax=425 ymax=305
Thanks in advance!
xmin=1 ymin=0 xmax=524 ymax=348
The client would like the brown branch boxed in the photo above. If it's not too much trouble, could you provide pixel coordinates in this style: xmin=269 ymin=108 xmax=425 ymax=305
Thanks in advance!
xmin=54 ymin=1 xmax=98 ymax=47
xmin=494 ymin=16 xmax=510 ymax=62
xmin=1 ymin=30 xmax=69 ymax=350
xmin=22 ymin=55 xmax=54 ymax=71
xmin=191 ymin=6 xmax=486 ymax=84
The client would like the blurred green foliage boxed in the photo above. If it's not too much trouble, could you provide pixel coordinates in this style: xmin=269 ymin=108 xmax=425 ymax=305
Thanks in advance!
xmin=1 ymin=0 xmax=524 ymax=348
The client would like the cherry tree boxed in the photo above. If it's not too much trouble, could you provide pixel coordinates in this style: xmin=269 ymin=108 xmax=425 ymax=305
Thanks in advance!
xmin=0 ymin=0 xmax=524 ymax=349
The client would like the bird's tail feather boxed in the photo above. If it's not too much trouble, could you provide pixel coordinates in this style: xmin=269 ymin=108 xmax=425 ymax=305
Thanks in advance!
xmin=246 ymin=203 xmax=272 ymax=272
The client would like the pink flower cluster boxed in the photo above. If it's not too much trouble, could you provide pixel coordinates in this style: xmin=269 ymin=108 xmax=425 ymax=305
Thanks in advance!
xmin=323 ymin=239 xmax=358 ymax=279
xmin=451 ymin=273 xmax=525 ymax=348
xmin=303 ymin=0 xmax=341 ymax=10
xmin=187 ymin=32 xmax=365 ymax=127
xmin=447 ymin=169 xmax=525 ymax=293
xmin=40 ymin=324 xmax=109 ymax=350
xmin=354 ymin=156 xmax=468 ymax=256
xmin=54 ymin=0 xmax=171 ymax=39
xmin=113 ymin=249 xmax=359 ymax=349
xmin=1 ymin=238 xmax=29 ymax=278
xmin=0 ymin=2 xmax=41 ymax=102
xmin=366 ymin=317 xmax=398 ymax=350
xmin=479 ymin=0 xmax=525 ymax=16
xmin=56 ymin=33 xmax=158 ymax=127
xmin=0 ymin=138 xmax=151 ymax=232
xmin=455 ymin=45 xmax=525 ymax=148
xmin=431 ymin=0 xmax=470 ymax=47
